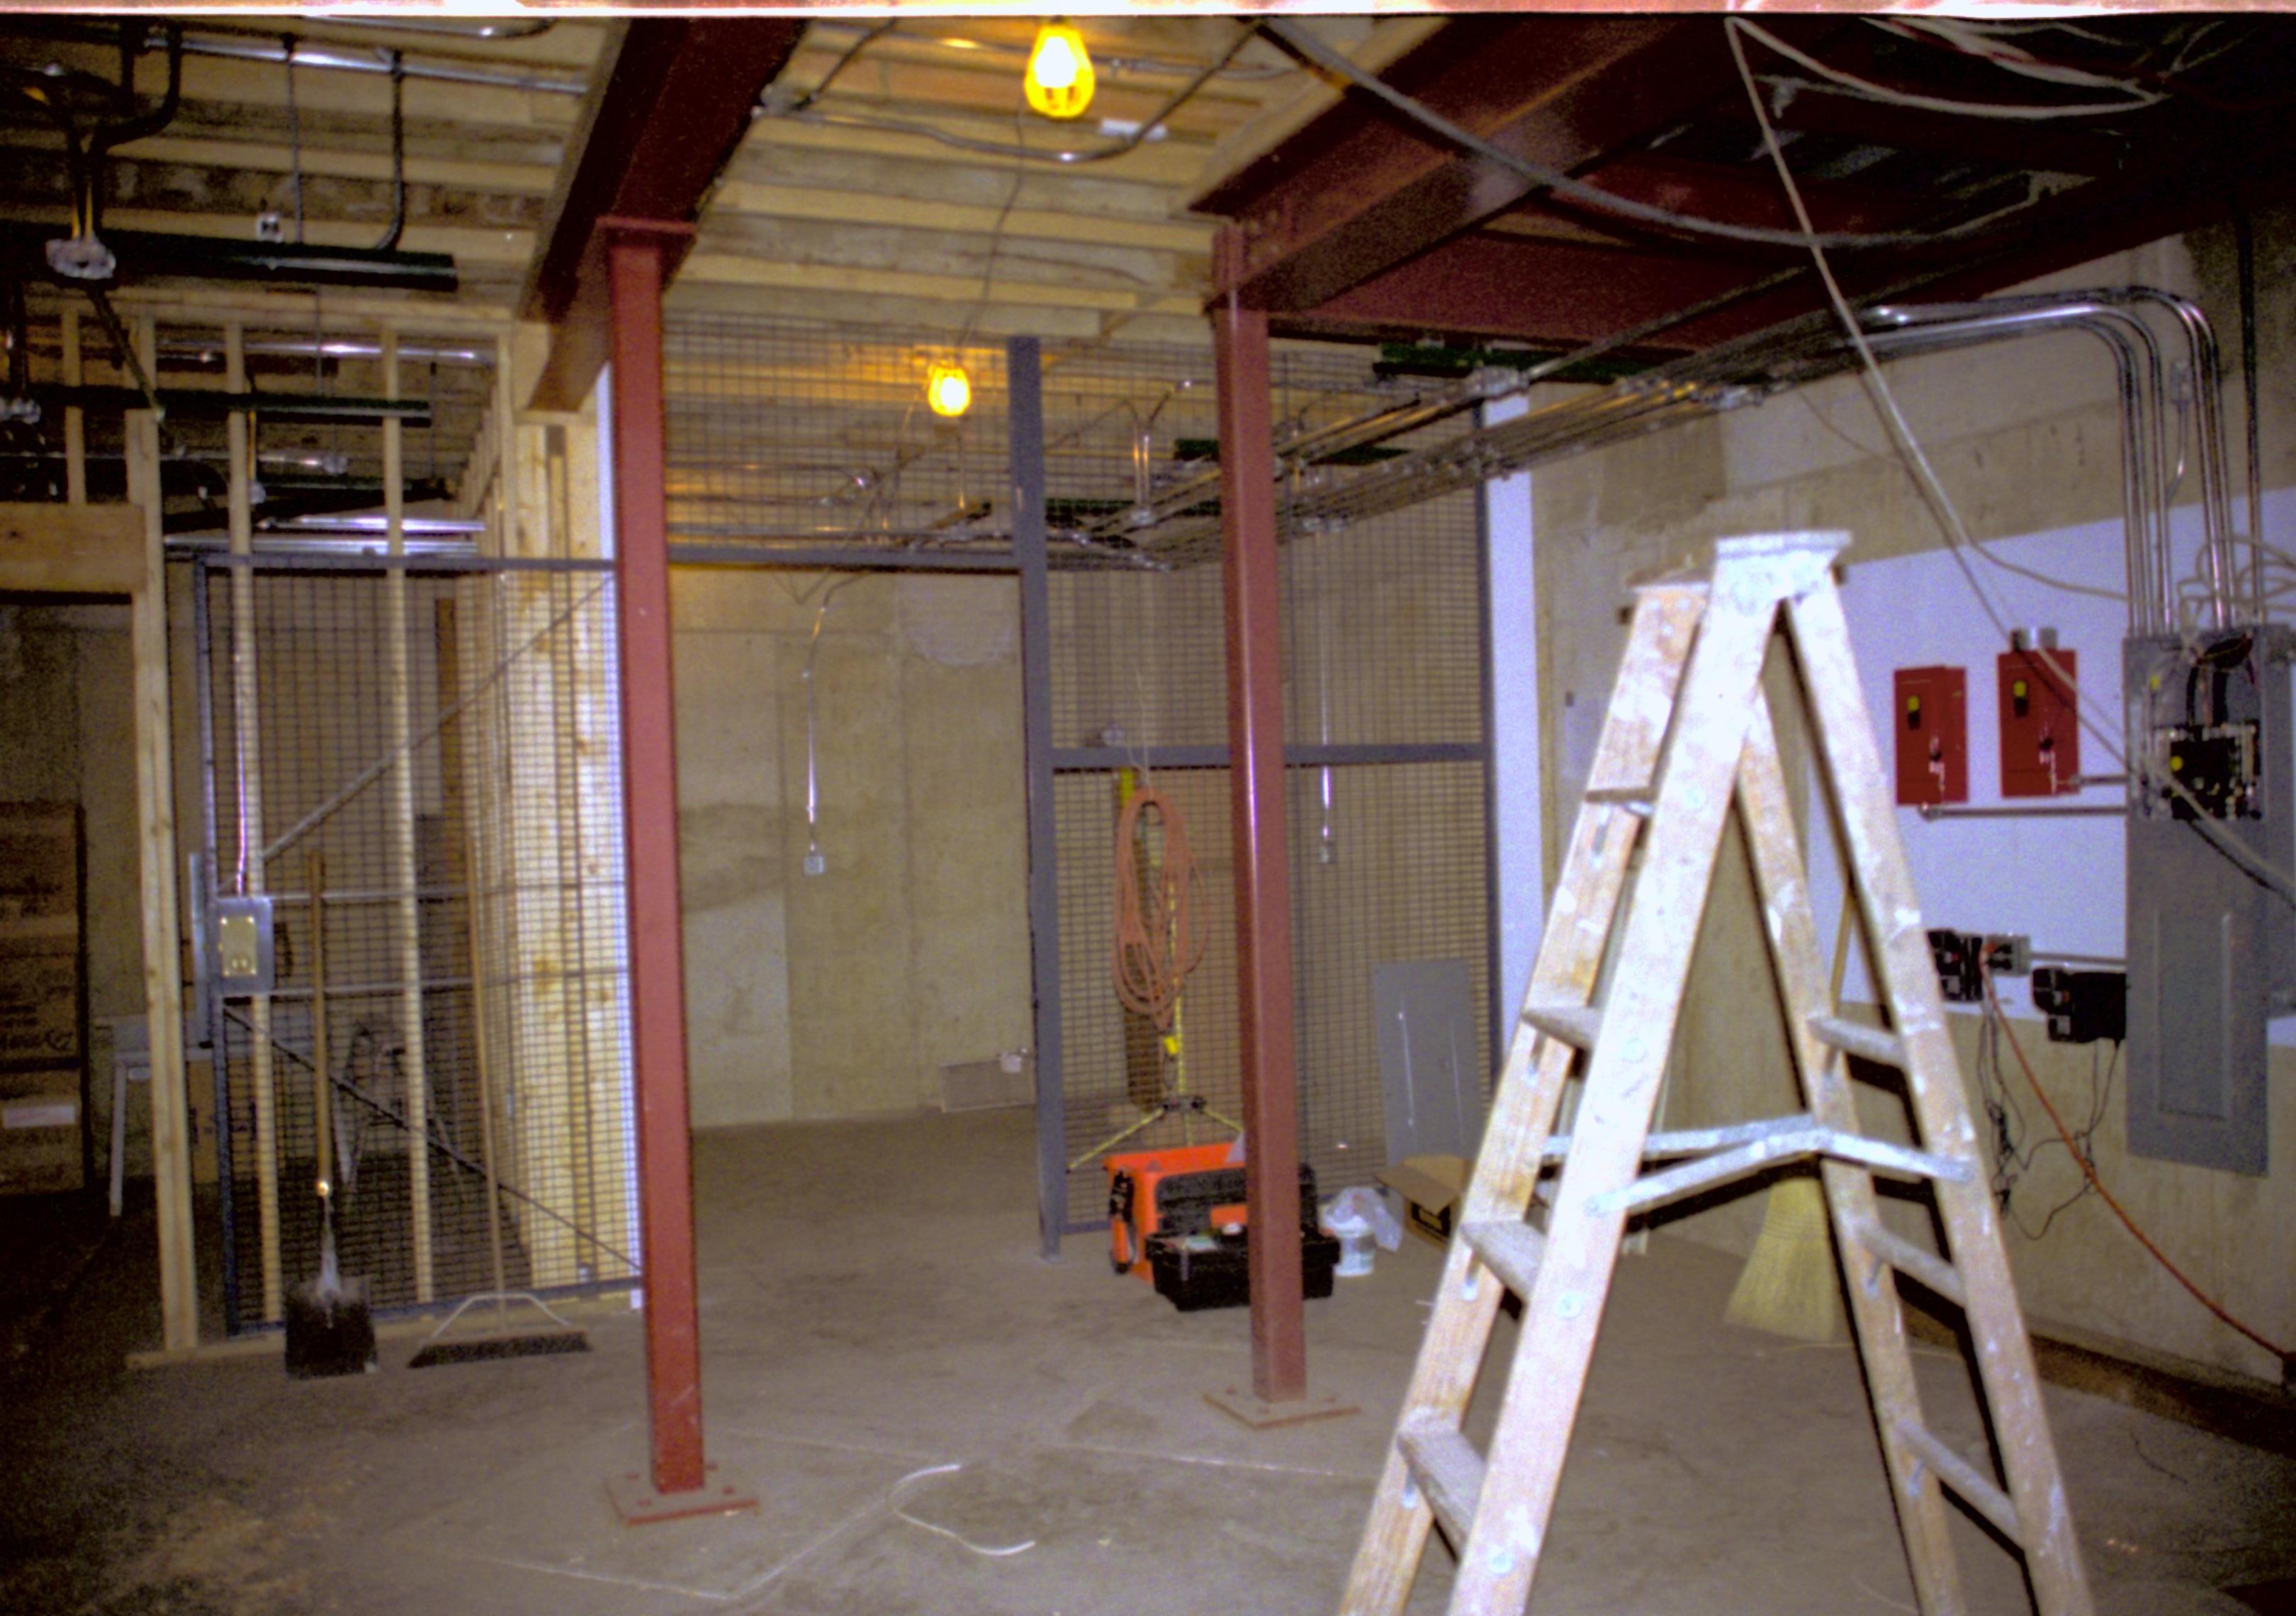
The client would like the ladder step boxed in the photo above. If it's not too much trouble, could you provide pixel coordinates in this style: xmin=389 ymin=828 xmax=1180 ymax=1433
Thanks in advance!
xmin=1851 ymin=1217 xmax=1966 ymax=1309
xmin=1808 ymin=1015 xmax=1906 ymax=1068
xmin=1520 ymin=1001 xmax=1602 ymax=1050
xmin=1461 ymin=1219 xmax=1546 ymax=1298
xmin=1895 ymin=1420 xmax=2022 ymax=1547
xmin=1397 ymin=1418 xmax=1486 ymax=1547
xmin=1582 ymin=782 xmax=1655 ymax=807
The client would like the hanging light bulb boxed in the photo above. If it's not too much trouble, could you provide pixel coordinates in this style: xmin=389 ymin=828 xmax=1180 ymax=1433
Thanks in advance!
xmin=1024 ymin=21 xmax=1094 ymax=120
xmin=927 ymin=360 xmax=972 ymax=419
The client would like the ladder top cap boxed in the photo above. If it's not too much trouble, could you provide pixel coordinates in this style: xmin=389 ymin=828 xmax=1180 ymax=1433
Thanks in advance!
xmin=1712 ymin=531 xmax=1851 ymax=561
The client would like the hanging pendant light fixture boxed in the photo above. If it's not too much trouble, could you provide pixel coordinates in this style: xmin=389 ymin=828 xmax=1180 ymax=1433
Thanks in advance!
xmin=1024 ymin=21 xmax=1095 ymax=120
xmin=927 ymin=360 xmax=972 ymax=419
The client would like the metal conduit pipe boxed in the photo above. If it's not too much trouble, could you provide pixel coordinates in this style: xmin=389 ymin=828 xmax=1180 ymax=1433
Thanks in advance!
xmin=145 ymin=30 xmax=587 ymax=95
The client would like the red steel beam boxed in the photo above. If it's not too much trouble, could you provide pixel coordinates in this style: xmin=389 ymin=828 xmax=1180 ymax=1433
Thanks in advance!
xmin=608 ymin=220 xmax=708 ymax=1499
xmin=527 ymin=18 xmax=801 ymax=411
xmin=1199 ymin=16 xmax=1840 ymax=315
xmin=1212 ymin=245 xmax=1307 ymax=1405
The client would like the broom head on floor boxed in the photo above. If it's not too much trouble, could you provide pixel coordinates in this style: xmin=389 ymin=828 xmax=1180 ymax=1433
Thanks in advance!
xmin=407 ymin=1292 xmax=590 ymax=1369
xmin=1725 ymin=1175 xmax=1843 ymax=1343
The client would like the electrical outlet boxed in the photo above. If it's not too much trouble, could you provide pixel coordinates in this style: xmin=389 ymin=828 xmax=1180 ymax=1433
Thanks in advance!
xmin=801 ymin=848 xmax=826 ymax=878
xmin=214 ymin=895 xmax=275 ymax=992
xmin=1983 ymin=934 xmax=2032 ymax=977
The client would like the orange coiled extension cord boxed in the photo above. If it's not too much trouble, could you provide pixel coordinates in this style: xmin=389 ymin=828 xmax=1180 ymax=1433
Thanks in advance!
xmin=1112 ymin=786 xmax=1206 ymax=1033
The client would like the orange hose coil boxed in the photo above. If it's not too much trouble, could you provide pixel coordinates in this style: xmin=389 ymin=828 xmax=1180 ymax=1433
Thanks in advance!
xmin=1113 ymin=786 xmax=1206 ymax=1033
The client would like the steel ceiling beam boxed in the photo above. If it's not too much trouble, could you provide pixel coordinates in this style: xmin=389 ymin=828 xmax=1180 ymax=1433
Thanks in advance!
xmin=1195 ymin=16 xmax=1836 ymax=316
xmin=525 ymin=18 xmax=804 ymax=411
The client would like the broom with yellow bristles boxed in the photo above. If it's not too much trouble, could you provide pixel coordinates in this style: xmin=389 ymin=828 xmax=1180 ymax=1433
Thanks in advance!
xmin=1723 ymin=889 xmax=1850 ymax=1343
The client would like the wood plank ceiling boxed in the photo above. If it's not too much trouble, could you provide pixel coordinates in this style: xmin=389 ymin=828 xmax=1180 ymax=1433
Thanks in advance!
xmin=0 ymin=14 xmax=1407 ymax=345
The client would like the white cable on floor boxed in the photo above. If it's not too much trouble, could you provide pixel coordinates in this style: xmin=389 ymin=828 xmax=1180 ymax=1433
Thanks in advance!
xmin=887 ymin=1463 xmax=1037 ymax=1559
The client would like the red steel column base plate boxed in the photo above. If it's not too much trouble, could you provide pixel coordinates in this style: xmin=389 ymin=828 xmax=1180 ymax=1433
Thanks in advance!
xmin=607 ymin=1461 xmax=759 ymax=1525
xmin=1205 ymin=1385 xmax=1359 ymax=1430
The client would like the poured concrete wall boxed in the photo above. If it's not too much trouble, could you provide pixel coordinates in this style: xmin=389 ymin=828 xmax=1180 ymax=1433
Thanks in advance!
xmin=1517 ymin=216 xmax=2296 ymax=1381
xmin=671 ymin=568 xmax=1028 ymax=1128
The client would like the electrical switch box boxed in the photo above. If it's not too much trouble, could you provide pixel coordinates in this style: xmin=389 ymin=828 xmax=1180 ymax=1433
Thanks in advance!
xmin=2031 ymin=967 xmax=2125 ymax=1045
xmin=1998 ymin=644 xmax=2078 ymax=797
xmin=1893 ymin=666 xmax=1967 ymax=807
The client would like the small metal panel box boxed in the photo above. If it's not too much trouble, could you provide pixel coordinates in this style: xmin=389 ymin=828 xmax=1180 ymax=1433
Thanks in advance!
xmin=1893 ymin=666 xmax=1968 ymax=806
xmin=1999 ymin=644 xmax=2079 ymax=797
xmin=213 ymin=894 xmax=276 ymax=994
xmin=2124 ymin=627 xmax=2296 ymax=1174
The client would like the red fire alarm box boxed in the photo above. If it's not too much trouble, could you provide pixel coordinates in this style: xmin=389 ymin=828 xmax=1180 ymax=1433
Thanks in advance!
xmin=1999 ymin=646 xmax=2078 ymax=797
xmin=1894 ymin=666 xmax=1967 ymax=806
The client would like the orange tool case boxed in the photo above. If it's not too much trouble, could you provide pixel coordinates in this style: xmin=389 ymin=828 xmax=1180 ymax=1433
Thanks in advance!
xmin=1105 ymin=1141 xmax=1239 ymax=1278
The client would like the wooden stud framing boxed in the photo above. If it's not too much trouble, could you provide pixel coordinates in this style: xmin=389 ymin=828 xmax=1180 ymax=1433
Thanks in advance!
xmin=382 ymin=331 xmax=437 ymax=1303
xmin=130 ymin=317 xmax=197 ymax=1352
xmin=226 ymin=323 xmax=284 ymax=1323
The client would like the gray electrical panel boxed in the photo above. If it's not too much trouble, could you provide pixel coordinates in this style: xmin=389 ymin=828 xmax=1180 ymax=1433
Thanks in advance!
xmin=2124 ymin=627 xmax=2296 ymax=1175
xmin=1373 ymin=958 xmax=1485 ymax=1165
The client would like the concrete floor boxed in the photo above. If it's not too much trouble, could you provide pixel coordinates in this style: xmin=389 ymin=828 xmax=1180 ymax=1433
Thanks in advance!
xmin=2 ymin=1107 xmax=2291 ymax=1615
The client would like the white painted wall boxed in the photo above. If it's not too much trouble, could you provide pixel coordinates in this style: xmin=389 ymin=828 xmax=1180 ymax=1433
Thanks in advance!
xmin=1811 ymin=487 xmax=2296 ymax=1034
xmin=1483 ymin=395 xmax=1543 ymax=1032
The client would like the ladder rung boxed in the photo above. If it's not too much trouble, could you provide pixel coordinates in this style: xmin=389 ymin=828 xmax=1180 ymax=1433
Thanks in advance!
xmin=1521 ymin=1001 xmax=1602 ymax=1050
xmin=1582 ymin=782 xmax=1655 ymax=807
xmin=1852 ymin=1217 xmax=1966 ymax=1308
xmin=1461 ymin=1219 xmax=1546 ymax=1298
xmin=1397 ymin=1418 xmax=1486 ymax=1547
xmin=1808 ymin=1015 xmax=1906 ymax=1068
xmin=1895 ymin=1420 xmax=2021 ymax=1547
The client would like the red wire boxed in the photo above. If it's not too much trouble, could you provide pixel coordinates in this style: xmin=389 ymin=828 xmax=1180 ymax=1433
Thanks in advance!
xmin=1982 ymin=967 xmax=2292 ymax=1364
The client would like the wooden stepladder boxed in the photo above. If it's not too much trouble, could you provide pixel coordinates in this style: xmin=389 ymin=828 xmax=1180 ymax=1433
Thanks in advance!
xmin=1342 ymin=533 xmax=2091 ymax=1616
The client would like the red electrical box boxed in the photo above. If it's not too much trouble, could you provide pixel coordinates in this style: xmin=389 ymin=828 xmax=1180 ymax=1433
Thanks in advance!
xmin=1999 ymin=646 xmax=2078 ymax=797
xmin=1894 ymin=666 xmax=1968 ymax=806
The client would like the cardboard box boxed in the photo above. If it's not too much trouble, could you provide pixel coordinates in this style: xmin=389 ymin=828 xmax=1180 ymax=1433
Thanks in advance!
xmin=1378 ymin=1153 xmax=1468 ymax=1247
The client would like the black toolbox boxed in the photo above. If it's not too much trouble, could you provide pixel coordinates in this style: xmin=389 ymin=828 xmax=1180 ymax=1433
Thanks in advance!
xmin=1142 ymin=1164 xmax=1339 ymax=1312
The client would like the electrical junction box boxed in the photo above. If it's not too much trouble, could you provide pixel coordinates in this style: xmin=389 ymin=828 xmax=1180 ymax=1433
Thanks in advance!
xmin=2031 ymin=967 xmax=2126 ymax=1045
xmin=1893 ymin=666 xmax=1967 ymax=807
xmin=2124 ymin=627 xmax=2296 ymax=1175
xmin=213 ymin=895 xmax=275 ymax=994
xmin=1999 ymin=644 xmax=2079 ymax=796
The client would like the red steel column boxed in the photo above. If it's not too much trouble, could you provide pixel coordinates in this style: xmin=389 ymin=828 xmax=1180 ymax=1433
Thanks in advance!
xmin=1214 ymin=286 xmax=1307 ymax=1403
xmin=607 ymin=223 xmax=707 ymax=1496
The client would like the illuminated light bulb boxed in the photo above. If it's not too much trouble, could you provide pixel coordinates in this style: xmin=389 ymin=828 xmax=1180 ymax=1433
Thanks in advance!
xmin=927 ymin=361 xmax=972 ymax=419
xmin=1024 ymin=21 xmax=1094 ymax=120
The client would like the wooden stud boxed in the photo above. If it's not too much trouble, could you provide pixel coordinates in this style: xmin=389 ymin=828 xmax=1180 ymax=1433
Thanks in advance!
xmin=226 ymin=323 xmax=283 ymax=1323
xmin=381 ymin=330 xmax=436 ymax=1302
xmin=130 ymin=315 xmax=198 ymax=1352
xmin=61 ymin=308 xmax=84 ymax=507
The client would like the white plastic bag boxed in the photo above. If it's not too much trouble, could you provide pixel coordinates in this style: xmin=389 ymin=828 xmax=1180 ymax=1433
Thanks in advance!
xmin=1322 ymin=1185 xmax=1404 ymax=1252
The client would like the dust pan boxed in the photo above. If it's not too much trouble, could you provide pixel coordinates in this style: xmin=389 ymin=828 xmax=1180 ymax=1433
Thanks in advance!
xmin=408 ymin=1291 xmax=590 ymax=1369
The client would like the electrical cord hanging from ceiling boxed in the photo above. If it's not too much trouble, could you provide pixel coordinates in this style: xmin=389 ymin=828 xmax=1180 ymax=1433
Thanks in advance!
xmin=1726 ymin=15 xmax=2296 ymax=910
xmin=1112 ymin=786 xmax=1205 ymax=1032
xmin=1735 ymin=18 xmax=2164 ymax=118
xmin=1983 ymin=968 xmax=2292 ymax=1368
xmin=1261 ymin=18 xmax=2059 ymax=253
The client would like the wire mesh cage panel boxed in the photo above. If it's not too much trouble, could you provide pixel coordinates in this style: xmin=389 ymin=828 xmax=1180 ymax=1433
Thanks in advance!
xmin=198 ymin=556 xmax=636 ymax=1334
xmin=653 ymin=313 xmax=1493 ymax=1235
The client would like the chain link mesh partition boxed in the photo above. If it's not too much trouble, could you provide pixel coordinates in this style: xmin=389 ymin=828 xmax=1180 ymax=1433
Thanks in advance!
xmin=197 ymin=556 xmax=636 ymax=1335
xmin=654 ymin=313 xmax=1492 ymax=1237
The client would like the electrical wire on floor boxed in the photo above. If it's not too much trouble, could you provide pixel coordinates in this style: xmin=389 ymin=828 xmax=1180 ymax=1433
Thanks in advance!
xmin=1980 ymin=966 xmax=2292 ymax=1369
xmin=887 ymin=1464 xmax=1036 ymax=1558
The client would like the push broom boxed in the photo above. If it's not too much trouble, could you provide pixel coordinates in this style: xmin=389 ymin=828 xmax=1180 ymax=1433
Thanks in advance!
xmin=1723 ymin=885 xmax=1850 ymax=1343
xmin=407 ymin=799 xmax=587 ymax=1367
xmin=285 ymin=855 xmax=377 ymax=1377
